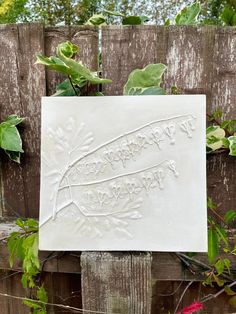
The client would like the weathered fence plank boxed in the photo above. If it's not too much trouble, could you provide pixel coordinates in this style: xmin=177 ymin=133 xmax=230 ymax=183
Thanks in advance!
xmin=0 ymin=23 xmax=45 ymax=218
xmin=81 ymin=252 xmax=152 ymax=314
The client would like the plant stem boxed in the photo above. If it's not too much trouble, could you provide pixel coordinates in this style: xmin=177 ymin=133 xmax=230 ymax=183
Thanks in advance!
xmin=0 ymin=292 xmax=109 ymax=314
xmin=201 ymin=280 xmax=236 ymax=303
xmin=68 ymin=75 xmax=78 ymax=96
xmin=174 ymin=281 xmax=194 ymax=314
xmin=208 ymin=207 xmax=225 ymax=224
xmin=175 ymin=253 xmax=233 ymax=282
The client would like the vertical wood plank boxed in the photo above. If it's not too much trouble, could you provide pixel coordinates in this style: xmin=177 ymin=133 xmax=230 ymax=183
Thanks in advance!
xmin=102 ymin=25 xmax=158 ymax=95
xmin=0 ymin=23 xmax=45 ymax=218
xmin=81 ymin=252 xmax=152 ymax=314
xmin=45 ymin=26 xmax=98 ymax=95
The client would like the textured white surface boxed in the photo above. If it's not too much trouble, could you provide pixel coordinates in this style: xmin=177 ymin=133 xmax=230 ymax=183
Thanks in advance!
xmin=39 ymin=95 xmax=207 ymax=251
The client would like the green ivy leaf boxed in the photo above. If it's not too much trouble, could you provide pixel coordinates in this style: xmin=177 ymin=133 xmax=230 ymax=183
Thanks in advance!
xmin=53 ymin=79 xmax=78 ymax=96
xmin=208 ymin=226 xmax=219 ymax=264
xmin=57 ymin=47 xmax=112 ymax=85
xmin=86 ymin=14 xmax=107 ymax=26
xmin=224 ymin=210 xmax=236 ymax=224
xmin=0 ymin=123 xmax=23 ymax=152
xmin=4 ymin=114 xmax=25 ymax=126
xmin=175 ymin=2 xmax=201 ymax=25
xmin=128 ymin=86 xmax=165 ymax=95
xmin=206 ymin=126 xmax=226 ymax=151
xmin=57 ymin=41 xmax=79 ymax=58
xmin=123 ymin=63 xmax=167 ymax=95
xmin=35 ymin=55 xmax=73 ymax=75
xmin=122 ymin=16 xmax=148 ymax=25
xmin=228 ymin=136 xmax=236 ymax=156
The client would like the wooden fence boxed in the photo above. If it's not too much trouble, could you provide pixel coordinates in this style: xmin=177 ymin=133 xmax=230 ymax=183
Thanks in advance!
xmin=0 ymin=23 xmax=236 ymax=313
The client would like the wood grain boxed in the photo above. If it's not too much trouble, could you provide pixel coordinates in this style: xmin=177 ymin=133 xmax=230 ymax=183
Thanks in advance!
xmin=0 ymin=23 xmax=45 ymax=218
xmin=81 ymin=252 xmax=152 ymax=314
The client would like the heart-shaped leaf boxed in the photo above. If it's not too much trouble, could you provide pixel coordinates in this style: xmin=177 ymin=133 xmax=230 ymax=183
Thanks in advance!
xmin=0 ymin=123 xmax=23 ymax=152
xmin=86 ymin=14 xmax=107 ymax=26
xmin=123 ymin=63 xmax=167 ymax=95
xmin=175 ymin=2 xmax=201 ymax=25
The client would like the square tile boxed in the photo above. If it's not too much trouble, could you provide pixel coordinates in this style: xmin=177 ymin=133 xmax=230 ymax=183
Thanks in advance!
xmin=39 ymin=95 xmax=207 ymax=251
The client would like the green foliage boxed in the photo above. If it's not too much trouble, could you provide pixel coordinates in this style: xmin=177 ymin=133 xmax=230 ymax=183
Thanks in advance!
xmin=86 ymin=14 xmax=107 ymax=26
xmin=36 ymin=41 xmax=111 ymax=96
xmin=220 ymin=5 xmax=236 ymax=25
xmin=201 ymin=0 xmax=236 ymax=25
xmin=208 ymin=222 xmax=219 ymax=264
xmin=123 ymin=63 xmax=167 ymax=95
xmin=206 ymin=125 xmax=226 ymax=152
xmin=224 ymin=210 xmax=236 ymax=224
xmin=7 ymin=218 xmax=39 ymax=287
xmin=7 ymin=218 xmax=48 ymax=313
xmin=0 ymin=114 xmax=24 ymax=163
xmin=58 ymin=41 xmax=79 ymax=58
xmin=122 ymin=15 xmax=149 ymax=25
xmin=207 ymin=109 xmax=236 ymax=156
xmin=207 ymin=199 xmax=231 ymax=265
xmin=54 ymin=79 xmax=78 ymax=96
xmin=23 ymin=286 xmax=48 ymax=314
xmin=175 ymin=2 xmax=201 ymax=25
xmin=228 ymin=136 xmax=236 ymax=156
xmin=0 ymin=0 xmax=28 ymax=23
xmin=205 ymin=196 xmax=236 ymax=294
xmin=85 ymin=10 xmax=149 ymax=26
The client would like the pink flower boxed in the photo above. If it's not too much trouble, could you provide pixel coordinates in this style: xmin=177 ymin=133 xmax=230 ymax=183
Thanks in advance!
xmin=177 ymin=301 xmax=203 ymax=314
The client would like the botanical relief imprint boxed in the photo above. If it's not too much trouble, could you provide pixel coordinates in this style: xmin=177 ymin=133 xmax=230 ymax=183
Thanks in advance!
xmin=41 ymin=114 xmax=196 ymax=238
